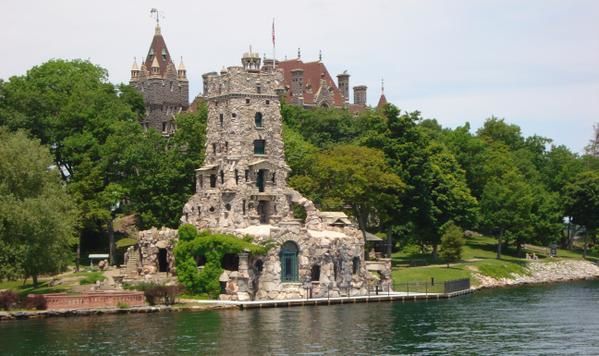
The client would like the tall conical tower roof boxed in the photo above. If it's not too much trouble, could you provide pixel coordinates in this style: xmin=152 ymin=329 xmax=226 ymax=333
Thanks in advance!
xmin=143 ymin=24 xmax=173 ymax=77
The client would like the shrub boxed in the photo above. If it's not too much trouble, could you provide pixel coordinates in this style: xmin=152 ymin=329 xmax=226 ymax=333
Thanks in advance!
xmin=23 ymin=294 xmax=47 ymax=310
xmin=141 ymin=284 xmax=182 ymax=306
xmin=0 ymin=291 xmax=19 ymax=310
xmin=116 ymin=302 xmax=129 ymax=309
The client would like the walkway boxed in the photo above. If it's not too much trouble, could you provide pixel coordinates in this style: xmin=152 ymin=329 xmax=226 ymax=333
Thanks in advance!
xmin=183 ymin=289 xmax=473 ymax=309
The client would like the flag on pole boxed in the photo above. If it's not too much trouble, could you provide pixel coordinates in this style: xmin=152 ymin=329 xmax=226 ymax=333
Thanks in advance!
xmin=272 ymin=18 xmax=276 ymax=46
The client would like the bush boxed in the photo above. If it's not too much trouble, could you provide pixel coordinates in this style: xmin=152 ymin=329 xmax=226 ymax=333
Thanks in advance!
xmin=140 ymin=283 xmax=182 ymax=306
xmin=0 ymin=291 xmax=19 ymax=310
xmin=23 ymin=294 xmax=47 ymax=310
xmin=116 ymin=302 xmax=129 ymax=309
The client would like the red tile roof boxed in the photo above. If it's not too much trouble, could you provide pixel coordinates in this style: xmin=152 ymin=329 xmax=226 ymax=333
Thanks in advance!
xmin=377 ymin=94 xmax=388 ymax=110
xmin=277 ymin=59 xmax=345 ymax=107
xmin=143 ymin=26 xmax=172 ymax=77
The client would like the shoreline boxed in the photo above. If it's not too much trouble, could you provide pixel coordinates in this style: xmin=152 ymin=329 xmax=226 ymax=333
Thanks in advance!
xmin=3 ymin=259 xmax=598 ymax=322
xmin=472 ymin=259 xmax=599 ymax=290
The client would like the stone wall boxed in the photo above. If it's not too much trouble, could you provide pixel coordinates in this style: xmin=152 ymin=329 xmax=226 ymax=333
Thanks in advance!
xmin=135 ymin=227 xmax=178 ymax=275
xmin=41 ymin=292 xmax=145 ymax=310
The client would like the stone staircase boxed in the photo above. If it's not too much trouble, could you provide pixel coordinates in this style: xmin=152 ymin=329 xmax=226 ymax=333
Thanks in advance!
xmin=124 ymin=249 xmax=140 ymax=278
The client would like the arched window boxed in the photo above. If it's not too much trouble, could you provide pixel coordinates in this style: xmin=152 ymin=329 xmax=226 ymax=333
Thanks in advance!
xmin=255 ymin=112 xmax=263 ymax=127
xmin=280 ymin=241 xmax=299 ymax=282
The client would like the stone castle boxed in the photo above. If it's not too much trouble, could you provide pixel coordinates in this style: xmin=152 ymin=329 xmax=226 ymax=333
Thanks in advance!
xmin=129 ymin=24 xmax=189 ymax=135
xmin=127 ymin=24 xmax=391 ymax=300
xmin=129 ymin=50 xmax=391 ymax=300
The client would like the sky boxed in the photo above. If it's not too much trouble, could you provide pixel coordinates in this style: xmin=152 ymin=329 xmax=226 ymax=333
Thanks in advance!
xmin=2 ymin=0 xmax=598 ymax=153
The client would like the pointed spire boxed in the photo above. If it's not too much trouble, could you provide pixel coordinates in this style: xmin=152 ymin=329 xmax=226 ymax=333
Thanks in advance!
xmin=131 ymin=57 xmax=139 ymax=71
xmin=178 ymin=56 xmax=185 ymax=71
xmin=298 ymin=48 xmax=301 ymax=59
xmin=381 ymin=78 xmax=385 ymax=95
xmin=319 ymin=50 xmax=322 ymax=62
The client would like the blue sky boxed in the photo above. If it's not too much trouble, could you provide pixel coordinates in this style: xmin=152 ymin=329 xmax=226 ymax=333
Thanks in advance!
xmin=2 ymin=0 xmax=598 ymax=152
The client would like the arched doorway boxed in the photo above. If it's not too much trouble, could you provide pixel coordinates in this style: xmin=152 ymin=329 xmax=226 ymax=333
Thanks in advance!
xmin=280 ymin=241 xmax=299 ymax=282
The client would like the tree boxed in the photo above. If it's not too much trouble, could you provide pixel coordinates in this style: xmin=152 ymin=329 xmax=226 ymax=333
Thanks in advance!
xmin=296 ymin=145 xmax=405 ymax=234
xmin=439 ymin=222 xmax=465 ymax=267
xmin=563 ymin=171 xmax=599 ymax=257
xmin=0 ymin=129 xmax=78 ymax=284
xmin=480 ymin=170 xmax=534 ymax=258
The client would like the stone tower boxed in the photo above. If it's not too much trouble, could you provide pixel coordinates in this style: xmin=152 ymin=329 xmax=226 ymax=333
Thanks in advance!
xmin=182 ymin=50 xmax=293 ymax=229
xmin=337 ymin=71 xmax=350 ymax=103
xmin=353 ymin=85 xmax=367 ymax=106
xmin=129 ymin=24 xmax=189 ymax=135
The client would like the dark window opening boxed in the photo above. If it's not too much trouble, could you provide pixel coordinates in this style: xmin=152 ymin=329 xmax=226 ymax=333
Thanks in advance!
xmin=221 ymin=253 xmax=239 ymax=271
xmin=311 ymin=265 xmax=321 ymax=282
xmin=219 ymin=114 xmax=224 ymax=127
xmin=333 ymin=262 xmax=338 ymax=281
xmin=158 ymin=248 xmax=169 ymax=272
xmin=254 ymin=140 xmax=266 ymax=155
xmin=225 ymin=141 xmax=228 ymax=152
xmin=210 ymin=174 xmax=217 ymax=188
xmin=196 ymin=255 xmax=206 ymax=267
xmin=257 ymin=200 xmax=269 ymax=224
xmin=225 ymin=203 xmax=231 ymax=211
xmin=232 ymin=113 xmax=237 ymax=118
xmin=272 ymin=172 xmax=276 ymax=183
xmin=246 ymin=98 xmax=250 ymax=104
xmin=199 ymin=175 xmax=203 ymax=188
xmin=242 ymin=199 xmax=246 ymax=215
xmin=212 ymin=143 xmax=217 ymax=154
xmin=255 ymin=112 xmax=263 ymax=127
xmin=162 ymin=122 xmax=167 ymax=132
xmin=245 ymin=170 xmax=249 ymax=182
xmin=254 ymin=259 xmax=264 ymax=273
xmin=220 ymin=170 xmax=224 ymax=184
xmin=352 ymin=257 xmax=360 ymax=275
xmin=256 ymin=169 xmax=266 ymax=192
xmin=266 ymin=100 xmax=270 ymax=105
xmin=209 ymin=206 xmax=215 ymax=212
xmin=256 ymin=86 xmax=262 ymax=94
xmin=235 ymin=169 xmax=239 ymax=185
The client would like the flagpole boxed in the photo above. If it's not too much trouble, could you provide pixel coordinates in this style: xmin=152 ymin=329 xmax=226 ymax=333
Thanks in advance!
xmin=272 ymin=18 xmax=276 ymax=69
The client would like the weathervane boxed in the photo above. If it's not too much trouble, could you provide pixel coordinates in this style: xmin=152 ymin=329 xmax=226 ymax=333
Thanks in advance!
xmin=150 ymin=8 xmax=165 ymax=25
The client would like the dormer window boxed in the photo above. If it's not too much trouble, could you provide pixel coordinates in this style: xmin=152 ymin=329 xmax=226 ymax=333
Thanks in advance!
xmin=161 ymin=48 xmax=167 ymax=60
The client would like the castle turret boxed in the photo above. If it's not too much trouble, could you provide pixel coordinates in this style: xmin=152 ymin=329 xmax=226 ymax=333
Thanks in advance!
xmin=241 ymin=48 xmax=261 ymax=72
xmin=337 ymin=71 xmax=350 ymax=103
xmin=130 ymin=58 xmax=140 ymax=81
xmin=353 ymin=85 xmax=367 ymax=106
xmin=129 ymin=22 xmax=188 ymax=135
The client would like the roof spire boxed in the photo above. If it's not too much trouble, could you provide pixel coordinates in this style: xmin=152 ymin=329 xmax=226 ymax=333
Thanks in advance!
xmin=381 ymin=78 xmax=385 ymax=95
xmin=297 ymin=48 xmax=301 ymax=59
xmin=319 ymin=50 xmax=322 ymax=62
xmin=150 ymin=8 xmax=163 ymax=35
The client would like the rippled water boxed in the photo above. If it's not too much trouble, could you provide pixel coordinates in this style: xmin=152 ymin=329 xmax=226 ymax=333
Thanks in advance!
xmin=2 ymin=280 xmax=599 ymax=355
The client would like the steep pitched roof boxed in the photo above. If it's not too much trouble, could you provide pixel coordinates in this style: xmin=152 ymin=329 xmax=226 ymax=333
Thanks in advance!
xmin=377 ymin=94 xmax=388 ymax=110
xmin=143 ymin=25 xmax=173 ymax=78
xmin=277 ymin=59 xmax=345 ymax=107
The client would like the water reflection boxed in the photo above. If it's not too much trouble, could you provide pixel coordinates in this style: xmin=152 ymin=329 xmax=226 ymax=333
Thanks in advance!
xmin=1 ymin=281 xmax=599 ymax=355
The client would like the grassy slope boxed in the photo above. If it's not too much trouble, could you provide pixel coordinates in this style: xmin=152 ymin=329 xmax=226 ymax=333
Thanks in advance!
xmin=392 ymin=235 xmax=593 ymax=286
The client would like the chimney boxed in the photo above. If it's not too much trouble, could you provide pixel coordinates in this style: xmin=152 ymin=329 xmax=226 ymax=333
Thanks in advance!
xmin=291 ymin=68 xmax=304 ymax=103
xmin=337 ymin=71 xmax=350 ymax=103
xmin=353 ymin=85 xmax=367 ymax=105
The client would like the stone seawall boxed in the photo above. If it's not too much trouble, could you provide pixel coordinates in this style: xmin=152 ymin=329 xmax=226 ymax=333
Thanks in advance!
xmin=473 ymin=260 xmax=599 ymax=289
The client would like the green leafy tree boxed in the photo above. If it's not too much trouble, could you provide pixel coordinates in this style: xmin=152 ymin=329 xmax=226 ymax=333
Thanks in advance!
xmin=563 ymin=171 xmax=599 ymax=257
xmin=439 ymin=222 xmax=465 ymax=267
xmin=0 ymin=130 xmax=78 ymax=284
xmin=480 ymin=170 xmax=534 ymax=258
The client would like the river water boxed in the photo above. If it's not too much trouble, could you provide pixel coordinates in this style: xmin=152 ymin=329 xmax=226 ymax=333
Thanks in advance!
xmin=1 ymin=280 xmax=599 ymax=355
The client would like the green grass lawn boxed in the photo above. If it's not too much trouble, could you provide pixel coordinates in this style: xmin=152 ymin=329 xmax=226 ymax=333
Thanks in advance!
xmin=0 ymin=279 xmax=69 ymax=297
xmin=392 ymin=234 xmax=593 ymax=287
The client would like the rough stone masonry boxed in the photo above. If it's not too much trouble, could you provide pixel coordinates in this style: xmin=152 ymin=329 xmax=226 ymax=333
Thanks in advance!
xmin=133 ymin=50 xmax=391 ymax=300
